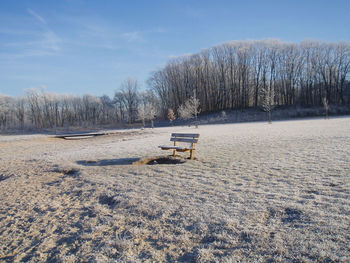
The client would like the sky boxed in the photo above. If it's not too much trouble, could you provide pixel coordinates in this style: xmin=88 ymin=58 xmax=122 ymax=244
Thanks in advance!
xmin=1 ymin=0 xmax=349 ymax=98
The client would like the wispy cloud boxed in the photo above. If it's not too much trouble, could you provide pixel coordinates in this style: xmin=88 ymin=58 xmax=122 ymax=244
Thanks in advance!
xmin=43 ymin=30 xmax=61 ymax=51
xmin=27 ymin=8 xmax=46 ymax=24
xmin=0 ymin=9 xmax=61 ymax=59
xmin=2 ymin=30 xmax=61 ymax=54
xmin=122 ymin=31 xmax=144 ymax=42
xmin=56 ymin=14 xmax=167 ymax=49
xmin=1 ymin=10 xmax=167 ymax=62
xmin=25 ymin=8 xmax=61 ymax=53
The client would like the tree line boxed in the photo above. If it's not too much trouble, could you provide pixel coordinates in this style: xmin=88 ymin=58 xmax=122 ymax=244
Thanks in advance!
xmin=1 ymin=39 xmax=349 ymax=130
xmin=149 ymin=40 xmax=350 ymax=117
xmin=0 ymin=78 xmax=159 ymax=130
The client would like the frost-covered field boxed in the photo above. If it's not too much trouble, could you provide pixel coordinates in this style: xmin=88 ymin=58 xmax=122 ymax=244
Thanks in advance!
xmin=0 ymin=117 xmax=349 ymax=262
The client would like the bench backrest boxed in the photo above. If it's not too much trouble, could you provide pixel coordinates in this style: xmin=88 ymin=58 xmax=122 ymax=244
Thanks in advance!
xmin=170 ymin=133 xmax=200 ymax=144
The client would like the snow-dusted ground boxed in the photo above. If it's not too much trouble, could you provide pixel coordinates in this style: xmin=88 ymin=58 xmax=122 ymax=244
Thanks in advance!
xmin=1 ymin=117 xmax=349 ymax=262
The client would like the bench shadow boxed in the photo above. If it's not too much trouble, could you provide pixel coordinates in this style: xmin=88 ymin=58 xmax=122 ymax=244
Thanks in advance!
xmin=77 ymin=158 xmax=141 ymax=166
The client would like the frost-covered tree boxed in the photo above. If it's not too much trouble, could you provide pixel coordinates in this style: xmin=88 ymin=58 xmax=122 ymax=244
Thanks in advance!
xmin=0 ymin=95 xmax=12 ymax=129
xmin=149 ymin=40 xmax=350 ymax=114
xmin=82 ymin=94 xmax=102 ymax=126
xmin=260 ymin=85 xmax=275 ymax=123
xmin=178 ymin=94 xmax=201 ymax=127
xmin=120 ymin=77 xmax=139 ymax=124
xmin=221 ymin=110 xmax=227 ymax=121
xmin=100 ymin=95 xmax=114 ymax=124
xmin=187 ymin=94 xmax=201 ymax=122
xmin=26 ymin=88 xmax=43 ymax=128
xmin=137 ymin=90 xmax=159 ymax=128
xmin=167 ymin=108 xmax=176 ymax=125
xmin=15 ymin=97 xmax=25 ymax=129
xmin=145 ymin=103 xmax=157 ymax=129
xmin=178 ymin=104 xmax=192 ymax=121
xmin=323 ymin=97 xmax=329 ymax=119
xmin=137 ymin=104 xmax=146 ymax=128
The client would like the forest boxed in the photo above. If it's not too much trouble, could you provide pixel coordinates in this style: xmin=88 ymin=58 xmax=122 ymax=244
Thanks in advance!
xmin=0 ymin=40 xmax=349 ymax=130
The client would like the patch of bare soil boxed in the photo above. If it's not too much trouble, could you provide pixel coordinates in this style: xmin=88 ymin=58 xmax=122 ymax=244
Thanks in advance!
xmin=134 ymin=156 xmax=186 ymax=165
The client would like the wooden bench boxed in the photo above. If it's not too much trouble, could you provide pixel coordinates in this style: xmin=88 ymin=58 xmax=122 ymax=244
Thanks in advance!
xmin=159 ymin=133 xmax=200 ymax=160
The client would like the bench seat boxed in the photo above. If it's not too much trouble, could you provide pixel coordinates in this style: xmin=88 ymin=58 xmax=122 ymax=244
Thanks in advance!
xmin=158 ymin=146 xmax=193 ymax=152
xmin=159 ymin=133 xmax=199 ymax=159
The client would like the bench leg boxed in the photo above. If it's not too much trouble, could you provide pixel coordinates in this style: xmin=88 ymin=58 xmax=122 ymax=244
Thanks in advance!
xmin=190 ymin=149 xmax=195 ymax=160
xmin=173 ymin=141 xmax=178 ymax=157
xmin=190 ymin=143 xmax=196 ymax=160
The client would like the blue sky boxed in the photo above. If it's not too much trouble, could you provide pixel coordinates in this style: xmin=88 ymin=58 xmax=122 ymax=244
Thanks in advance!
xmin=1 ymin=0 xmax=349 ymax=97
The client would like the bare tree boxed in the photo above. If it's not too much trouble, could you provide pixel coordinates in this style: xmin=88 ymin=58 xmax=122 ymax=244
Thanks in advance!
xmin=187 ymin=94 xmax=201 ymax=127
xmin=137 ymin=90 xmax=159 ymax=128
xmin=120 ymin=77 xmax=139 ymax=124
xmin=137 ymin=104 xmax=146 ymax=128
xmin=145 ymin=103 xmax=157 ymax=128
xmin=323 ymin=97 xmax=329 ymax=119
xmin=178 ymin=94 xmax=201 ymax=127
xmin=15 ymin=97 xmax=25 ymax=129
xmin=26 ymin=88 xmax=43 ymax=128
xmin=113 ymin=91 xmax=126 ymax=123
xmin=149 ymin=40 xmax=350 ymax=116
xmin=1 ymin=40 xmax=349 ymax=132
xmin=0 ymin=95 xmax=12 ymax=129
xmin=260 ymin=84 xmax=275 ymax=123
xmin=82 ymin=94 xmax=101 ymax=126
xmin=100 ymin=95 xmax=114 ymax=124
xmin=167 ymin=108 xmax=176 ymax=125
xmin=178 ymin=104 xmax=192 ymax=121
